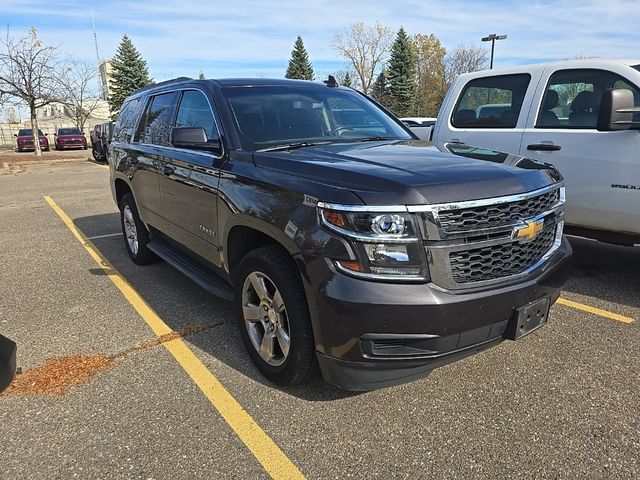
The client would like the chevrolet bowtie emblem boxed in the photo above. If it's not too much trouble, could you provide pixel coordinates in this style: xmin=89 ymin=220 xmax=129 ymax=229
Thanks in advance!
xmin=514 ymin=219 xmax=544 ymax=242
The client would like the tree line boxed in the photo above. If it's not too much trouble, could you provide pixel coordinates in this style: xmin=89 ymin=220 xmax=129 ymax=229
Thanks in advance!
xmin=286 ymin=23 xmax=488 ymax=117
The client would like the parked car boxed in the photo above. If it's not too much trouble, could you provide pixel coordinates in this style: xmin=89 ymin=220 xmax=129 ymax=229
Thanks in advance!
xmin=400 ymin=117 xmax=437 ymax=140
xmin=432 ymin=58 xmax=640 ymax=246
xmin=0 ymin=333 xmax=16 ymax=394
xmin=110 ymin=77 xmax=571 ymax=390
xmin=15 ymin=128 xmax=49 ymax=152
xmin=91 ymin=122 xmax=113 ymax=162
xmin=54 ymin=127 xmax=87 ymax=150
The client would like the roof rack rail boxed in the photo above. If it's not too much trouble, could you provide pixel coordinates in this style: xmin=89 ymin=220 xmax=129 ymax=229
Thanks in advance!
xmin=131 ymin=77 xmax=193 ymax=96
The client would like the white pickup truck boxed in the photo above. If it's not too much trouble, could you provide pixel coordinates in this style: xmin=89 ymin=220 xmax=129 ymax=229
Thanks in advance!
xmin=432 ymin=59 xmax=640 ymax=245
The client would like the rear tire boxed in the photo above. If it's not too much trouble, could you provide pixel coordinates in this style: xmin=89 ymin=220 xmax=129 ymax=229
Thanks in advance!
xmin=119 ymin=193 xmax=156 ymax=265
xmin=235 ymin=246 xmax=317 ymax=386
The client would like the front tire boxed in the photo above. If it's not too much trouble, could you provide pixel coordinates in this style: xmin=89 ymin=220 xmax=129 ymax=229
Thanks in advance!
xmin=119 ymin=193 xmax=156 ymax=265
xmin=235 ymin=246 xmax=317 ymax=386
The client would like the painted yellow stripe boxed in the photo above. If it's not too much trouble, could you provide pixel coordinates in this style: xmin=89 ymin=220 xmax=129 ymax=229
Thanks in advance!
xmin=44 ymin=196 xmax=306 ymax=480
xmin=557 ymin=297 xmax=634 ymax=324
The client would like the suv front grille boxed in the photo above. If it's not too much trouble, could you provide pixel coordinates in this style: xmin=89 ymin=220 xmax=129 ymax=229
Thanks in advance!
xmin=449 ymin=227 xmax=556 ymax=283
xmin=438 ymin=189 xmax=560 ymax=233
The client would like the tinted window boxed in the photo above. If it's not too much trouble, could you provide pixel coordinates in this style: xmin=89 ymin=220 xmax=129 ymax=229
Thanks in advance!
xmin=452 ymin=74 xmax=531 ymax=128
xmin=537 ymin=69 xmax=640 ymax=128
xmin=18 ymin=129 xmax=45 ymax=136
xmin=113 ymin=98 xmax=141 ymax=142
xmin=175 ymin=90 xmax=217 ymax=140
xmin=223 ymin=85 xmax=410 ymax=150
xmin=136 ymin=92 xmax=177 ymax=145
xmin=58 ymin=128 xmax=81 ymax=135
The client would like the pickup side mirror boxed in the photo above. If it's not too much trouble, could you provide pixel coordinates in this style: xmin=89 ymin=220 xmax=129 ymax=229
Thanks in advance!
xmin=171 ymin=127 xmax=221 ymax=154
xmin=597 ymin=88 xmax=640 ymax=131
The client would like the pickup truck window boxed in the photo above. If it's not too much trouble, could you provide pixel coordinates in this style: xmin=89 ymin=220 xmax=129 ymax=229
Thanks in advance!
xmin=536 ymin=68 xmax=640 ymax=129
xmin=451 ymin=74 xmax=530 ymax=129
xmin=135 ymin=92 xmax=177 ymax=146
xmin=222 ymin=85 xmax=411 ymax=151
xmin=113 ymin=98 xmax=141 ymax=142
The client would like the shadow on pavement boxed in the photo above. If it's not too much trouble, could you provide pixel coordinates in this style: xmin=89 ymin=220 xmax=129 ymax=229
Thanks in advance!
xmin=74 ymin=213 xmax=359 ymax=402
xmin=564 ymin=235 xmax=640 ymax=310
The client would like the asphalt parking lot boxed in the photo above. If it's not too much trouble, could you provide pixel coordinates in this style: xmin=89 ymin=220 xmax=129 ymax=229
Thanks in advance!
xmin=0 ymin=156 xmax=638 ymax=480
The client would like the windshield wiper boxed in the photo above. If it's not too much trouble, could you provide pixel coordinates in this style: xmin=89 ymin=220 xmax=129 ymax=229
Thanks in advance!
xmin=355 ymin=136 xmax=398 ymax=142
xmin=257 ymin=141 xmax=333 ymax=152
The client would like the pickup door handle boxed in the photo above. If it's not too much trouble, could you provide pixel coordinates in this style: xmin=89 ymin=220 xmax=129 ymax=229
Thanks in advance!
xmin=163 ymin=165 xmax=175 ymax=176
xmin=527 ymin=143 xmax=561 ymax=151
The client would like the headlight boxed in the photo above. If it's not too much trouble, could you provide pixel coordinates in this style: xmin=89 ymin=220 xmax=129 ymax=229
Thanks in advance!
xmin=319 ymin=207 xmax=429 ymax=281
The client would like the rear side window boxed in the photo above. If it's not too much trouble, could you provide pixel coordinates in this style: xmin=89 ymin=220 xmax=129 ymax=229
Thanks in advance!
xmin=135 ymin=92 xmax=178 ymax=146
xmin=451 ymin=74 xmax=531 ymax=128
xmin=112 ymin=98 xmax=141 ymax=142
xmin=537 ymin=69 xmax=640 ymax=129
xmin=175 ymin=90 xmax=218 ymax=140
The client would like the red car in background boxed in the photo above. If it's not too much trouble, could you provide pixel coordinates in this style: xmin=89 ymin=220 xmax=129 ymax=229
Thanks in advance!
xmin=54 ymin=127 xmax=87 ymax=150
xmin=15 ymin=128 xmax=50 ymax=152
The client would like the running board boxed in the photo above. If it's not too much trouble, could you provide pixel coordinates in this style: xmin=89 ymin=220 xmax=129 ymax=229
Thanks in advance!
xmin=147 ymin=241 xmax=234 ymax=301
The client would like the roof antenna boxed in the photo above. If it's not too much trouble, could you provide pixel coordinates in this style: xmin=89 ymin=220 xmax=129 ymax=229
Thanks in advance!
xmin=323 ymin=75 xmax=338 ymax=87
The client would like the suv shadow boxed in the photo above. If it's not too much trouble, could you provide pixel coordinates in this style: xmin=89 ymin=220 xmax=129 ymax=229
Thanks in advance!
xmin=73 ymin=213 xmax=358 ymax=401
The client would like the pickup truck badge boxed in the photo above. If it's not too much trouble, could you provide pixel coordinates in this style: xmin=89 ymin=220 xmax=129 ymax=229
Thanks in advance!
xmin=514 ymin=219 xmax=544 ymax=242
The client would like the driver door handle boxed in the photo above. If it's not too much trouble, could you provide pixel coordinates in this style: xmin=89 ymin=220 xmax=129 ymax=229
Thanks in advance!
xmin=527 ymin=143 xmax=561 ymax=151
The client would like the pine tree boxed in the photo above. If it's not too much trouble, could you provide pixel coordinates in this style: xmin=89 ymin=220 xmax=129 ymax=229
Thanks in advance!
xmin=108 ymin=35 xmax=152 ymax=115
xmin=387 ymin=27 xmax=416 ymax=116
xmin=285 ymin=36 xmax=315 ymax=80
xmin=371 ymin=70 xmax=390 ymax=107
xmin=198 ymin=70 xmax=205 ymax=80
xmin=342 ymin=71 xmax=353 ymax=87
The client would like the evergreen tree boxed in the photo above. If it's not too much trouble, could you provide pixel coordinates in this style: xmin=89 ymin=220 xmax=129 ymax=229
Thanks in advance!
xmin=285 ymin=36 xmax=315 ymax=80
xmin=342 ymin=71 xmax=353 ymax=87
xmin=108 ymin=35 xmax=152 ymax=115
xmin=198 ymin=70 xmax=205 ymax=80
xmin=371 ymin=70 xmax=390 ymax=107
xmin=387 ymin=27 xmax=416 ymax=116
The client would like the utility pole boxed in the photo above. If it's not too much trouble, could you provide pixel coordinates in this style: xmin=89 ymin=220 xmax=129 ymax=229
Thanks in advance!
xmin=92 ymin=11 xmax=107 ymax=100
xmin=481 ymin=34 xmax=507 ymax=69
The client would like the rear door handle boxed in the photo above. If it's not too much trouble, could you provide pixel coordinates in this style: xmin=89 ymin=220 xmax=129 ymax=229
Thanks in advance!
xmin=163 ymin=165 xmax=175 ymax=176
xmin=527 ymin=143 xmax=561 ymax=151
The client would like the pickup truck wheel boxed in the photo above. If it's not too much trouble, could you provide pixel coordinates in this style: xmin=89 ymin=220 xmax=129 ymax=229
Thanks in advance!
xmin=235 ymin=246 xmax=317 ymax=385
xmin=119 ymin=193 xmax=156 ymax=265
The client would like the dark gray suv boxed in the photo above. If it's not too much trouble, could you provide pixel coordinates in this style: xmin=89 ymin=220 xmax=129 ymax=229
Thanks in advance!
xmin=110 ymin=77 xmax=571 ymax=390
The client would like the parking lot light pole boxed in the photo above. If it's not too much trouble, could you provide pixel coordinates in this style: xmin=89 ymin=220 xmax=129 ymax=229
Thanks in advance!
xmin=481 ymin=34 xmax=507 ymax=69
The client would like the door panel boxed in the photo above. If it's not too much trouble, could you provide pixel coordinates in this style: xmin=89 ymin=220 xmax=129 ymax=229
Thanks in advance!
xmin=520 ymin=68 xmax=640 ymax=235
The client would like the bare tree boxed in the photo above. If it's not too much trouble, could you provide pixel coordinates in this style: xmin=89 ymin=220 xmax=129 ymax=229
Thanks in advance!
xmin=58 ymin=57 xmax=103 ymax=132
xmin=0 ymin=28 xmax=61 ymax=156
xmin=445 ymin=43 xmax=488 ymax=87
xmin=332 ymin=22 xmax=393 ymax=95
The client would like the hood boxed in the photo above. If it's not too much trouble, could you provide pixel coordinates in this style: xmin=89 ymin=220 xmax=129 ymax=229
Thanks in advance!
xmin=252 ymin=140 xmax=561 ymax=205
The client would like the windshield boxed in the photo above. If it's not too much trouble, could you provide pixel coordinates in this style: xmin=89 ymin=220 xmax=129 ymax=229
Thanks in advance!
xmin=58 ymin=128 xmax=81 ymax=135
xmin=222 ymin=85 xmax=412 ymax=151
xmin=18 ymin=129 xmax=45 ymax=137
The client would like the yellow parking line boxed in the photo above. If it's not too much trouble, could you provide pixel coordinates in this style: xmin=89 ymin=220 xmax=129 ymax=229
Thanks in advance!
xmin=557 ymin=297 xmax=634 ymax=324
xmin=44 ymin=196 xmax=306 ymax=480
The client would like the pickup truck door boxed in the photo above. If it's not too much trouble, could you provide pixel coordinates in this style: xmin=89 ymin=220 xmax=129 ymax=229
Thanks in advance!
xmin=519 ymin=67 xmax=640 ymax=236
xmin=157 ymin=89 xmax=223 ymax=267
xmin=433 ymin=72 xmax=541 ymax=155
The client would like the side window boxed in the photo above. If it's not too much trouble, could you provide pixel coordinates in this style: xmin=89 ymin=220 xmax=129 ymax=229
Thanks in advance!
xmin=452 ymin=74 xmax=530 ymax=128
xmin=112 ymin=98 xmax=140 ymax=142
xmin=135 ymin=92 xmax=177 ymax=146
xmin=536 ymin=68 xmax=640 ymax=129
xmin=175 ymin=90 xmax=218 ymax=140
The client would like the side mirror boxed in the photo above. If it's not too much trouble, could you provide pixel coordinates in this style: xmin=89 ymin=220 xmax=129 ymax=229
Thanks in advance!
xmin=53 ymin=133 xmax=57 ymax=136
xmin=13 ymin=134 xmax=17 ymax=137
xmin=171 ymin=127 xmax=221 ymax=154
xmin=45 ymin=133 xmax=48 ymax=136
xmin=597 ymin=88 xmax=640 ymax=131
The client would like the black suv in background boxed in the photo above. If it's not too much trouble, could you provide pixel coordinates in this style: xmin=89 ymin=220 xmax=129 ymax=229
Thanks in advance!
xmin=109 ymin=78 xmax=571 ymax=390
xmin=91 ymin=122 xmax=113 ymax=162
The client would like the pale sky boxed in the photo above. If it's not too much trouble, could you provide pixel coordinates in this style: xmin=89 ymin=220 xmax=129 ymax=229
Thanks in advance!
xmin=1 ymin=0 xmax=639 ymax=82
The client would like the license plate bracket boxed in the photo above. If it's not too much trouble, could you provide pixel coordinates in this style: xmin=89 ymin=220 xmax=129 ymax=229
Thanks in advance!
xmin=504 ymin=296 xmax=550 ymax=340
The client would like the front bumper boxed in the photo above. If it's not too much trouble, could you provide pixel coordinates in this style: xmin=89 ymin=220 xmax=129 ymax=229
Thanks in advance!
xmin=304 ymin=237 xmax=572 ymax=391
